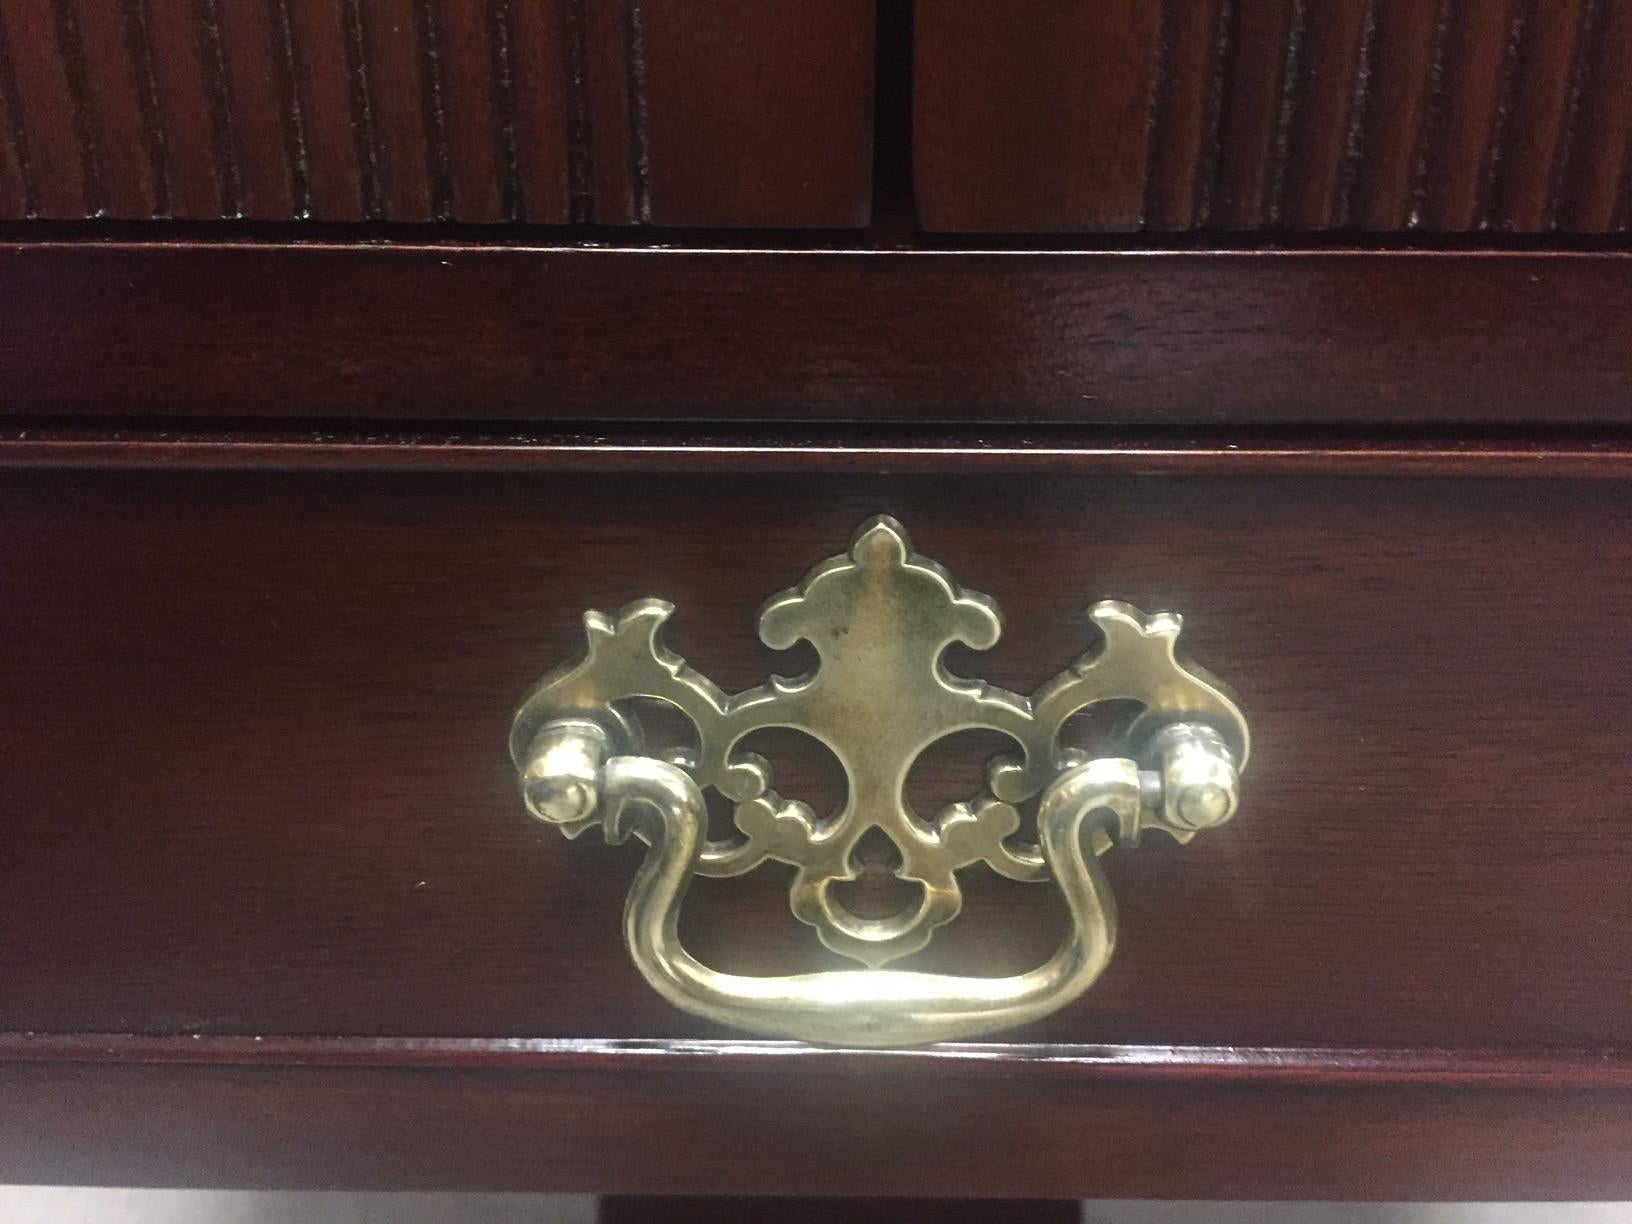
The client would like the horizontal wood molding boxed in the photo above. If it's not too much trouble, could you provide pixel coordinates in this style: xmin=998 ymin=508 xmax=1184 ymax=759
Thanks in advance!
xmin=5 ymin=428 xmax=1632 ymax=478
xmin=5 ymin=1032 xmax=1632 ymax=1089
xmin=0 ymin=0 xmax=873 ymax=226
xmin=1 ymin=244 xmax=1631 ymax=426
xmin=4 ymin=1040 xmax=1632 ymax=1195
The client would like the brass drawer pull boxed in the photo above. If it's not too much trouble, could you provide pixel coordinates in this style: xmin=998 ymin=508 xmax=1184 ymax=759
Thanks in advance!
xmin=510 ymin=517 xmax=1248 ymax=1046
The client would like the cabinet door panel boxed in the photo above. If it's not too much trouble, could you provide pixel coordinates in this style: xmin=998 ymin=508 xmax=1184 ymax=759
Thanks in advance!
xmin=0 ymin=0 xmax=874 ymax=227
xmin=914 ymin=0 xmax=1632 ymax=234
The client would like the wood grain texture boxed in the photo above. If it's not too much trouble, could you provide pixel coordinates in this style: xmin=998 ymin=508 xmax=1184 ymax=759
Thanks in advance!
xmin=216 ymin=0 xmax=303 ymax=217
xmin=1493 ymin=0 xmax=1592 ymax=231
xmin=1418 ymin=0 xmax=1522 ymax=232
xmin=639 ymin=0 xmax=875 ymax=228
xmin=1350 ymin=0 xmax=1445 ymax=230
xmin=577 ymin=0 xmax=639 ymax=223
xmin=1209 ymin=0 xmax=1305 ymax=229
xmin=508 ymin=0 xmax=571 ymax=222
xmin=1 ymin=244 xmax=1631 ymax=426
xmin=4 ymin=467 xmax=1632 ymax=1197
xmin=914 ymin=0 xmax=1163 ymax=232
xmin=1280 ymin=0 xmax=1371 ymax=229
xmin=284 ymin=0 xmax=367 ymax=220
xmin=0 ymin=0 xmax=90 ymax=216
xmin=145 ymin=0 xmax=236 ymax=218
xmin=0 ymin=0 xmax=872 ymax=225
xmin=2 ymin=469 xmax=1632 ymax=1054
xmin=355 ymin=0 xmax=435 ymax=219
xmin=434 ymin=0 xmax=507 ymax=223
xmin=0 ymin=10 xmax=30 ymax=218
xmin=1558 ymin=0 xmax=1632 ymax=230
xmin=1143 ymin=0 xmax=1230 ymax=230
xmin=70 ymin=1 xmax=165 ymax=217
xmin=914 ymin=0 xmax=1632 ymax=233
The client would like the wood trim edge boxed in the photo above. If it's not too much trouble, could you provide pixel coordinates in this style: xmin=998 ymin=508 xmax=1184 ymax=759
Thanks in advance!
xmin=6 ymin=429 xmax=1632 ymax=477
xmin=5 ymin=1032 xmax=1631 ymax=1089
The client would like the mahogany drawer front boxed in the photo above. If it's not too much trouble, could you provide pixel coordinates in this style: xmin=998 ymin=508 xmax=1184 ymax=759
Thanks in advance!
xmin=6 ymin=457 xmax=1632 ymax=1197
xmin=3 ymin=464 xmax=1631 ymax=1053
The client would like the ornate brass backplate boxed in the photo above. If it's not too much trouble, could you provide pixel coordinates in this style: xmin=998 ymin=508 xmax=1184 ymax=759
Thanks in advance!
xmin=511 ymin=516 xmax=1248 ymax=1046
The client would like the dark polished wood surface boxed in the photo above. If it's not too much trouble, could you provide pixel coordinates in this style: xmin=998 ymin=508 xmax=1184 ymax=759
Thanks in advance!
xmin=3 ymin=466 xmax=1631 ymax=1052
xmin=10 ymin=1034 xmax=1632 ymax=1089
xmin=915 ymin=0 xmax=1632 ymax=233
xmin=598 ymin=1199 xmax=1078 ymax=1223
xmin=2 ymin=3 xmax=1629 ymax=1202
xmin=6 ymin=1048 xmax=1632 ymax=1196
xmin=2 ymin=244 xmax=1631 ymax=426
xmin=11 ymin=427 xmax=1632 ymax=478
xmin=0 ymin=0 xmax=874 ymax=226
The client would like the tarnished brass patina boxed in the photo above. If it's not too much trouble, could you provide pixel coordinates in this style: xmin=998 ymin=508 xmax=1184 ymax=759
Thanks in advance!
xmin=510 ymin=516 xmax=1248 ymax=1046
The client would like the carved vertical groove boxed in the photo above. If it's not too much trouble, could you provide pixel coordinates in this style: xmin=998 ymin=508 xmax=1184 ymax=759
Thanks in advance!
xmin=561 ymin=0 xmax=590 ymax=223
xmin=624 ymin=0 xmax=648 ymax=223
xmin=1194 ymin=0 xmax=1234 ymax=226
xmin=338 ymin=0 xmax=380 ymax=218
xmin=268 ymin=0 xmax=310 ymax=216
xmin=195 ymin=0 xmax=241 ymax=216
xmin=50 ymin=0 xmax=104 ymax=214
xmin=1479 ymin=0 xmax=1532 ymax=229
xmin=1406 ymin=0 xmax=1457 ymax=229
xmin=1336 ymin=0 xmax=1379 ymax=227
xmin=490 ymin=0 xmax=521 ymax=221
xmin=415 ymin=0 xmax=452 ymax=219
xmin=1267 ymin=0 xmax=1308 ymax=225
xmin=0 ymin=11 xmax=37 ymax=216
xmin=1141 ymin=0 xmax=1229 ymax=230
xmin=1547 ymin=0 xmax=1632 ymax=230
xmin=126 ymin=0 xmax=171 ymax=216
xmin=1546 ymin=0 xmax=1603 ymax=230
xmin=6 ymin=1 xmax=1623 ymax=232
xmin=1140 ymin=0 xmax=1176 ymax=227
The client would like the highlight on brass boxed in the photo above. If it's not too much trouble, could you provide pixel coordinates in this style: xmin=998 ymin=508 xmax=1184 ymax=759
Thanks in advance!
xmin=509 ymin=516 xmax=1248 ymax=1047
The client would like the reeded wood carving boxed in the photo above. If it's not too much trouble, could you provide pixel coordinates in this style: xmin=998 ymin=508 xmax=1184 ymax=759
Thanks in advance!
xmin=0 ymin=0 xmax=873 ymax=226
xmin=915 ymin=0 xmax=1632 ymax=233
